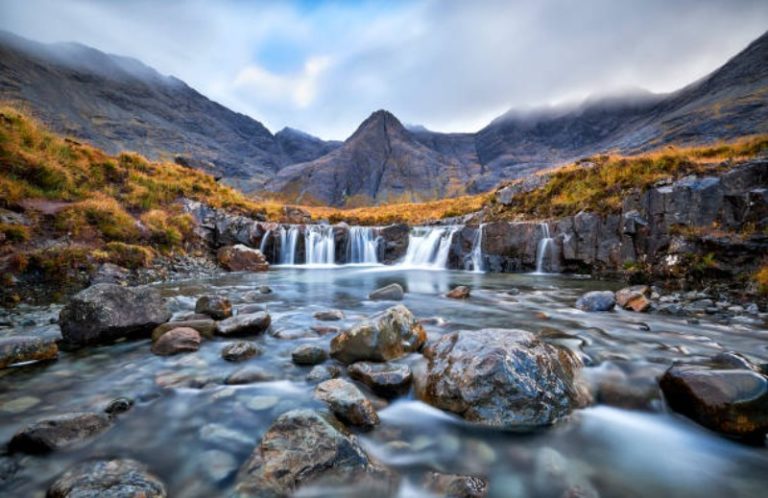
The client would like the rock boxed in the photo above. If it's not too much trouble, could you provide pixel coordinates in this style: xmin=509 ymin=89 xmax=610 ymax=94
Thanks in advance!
xmin=195 ymin=295 xmax=232 ymax=320
xmin=221 ymin=341 xmax=262 ymax=362
xmin=282 ymin=205 xmax=311 ymax=224
xmin=151 ymin=327 xmax=201 ymax=356
xmin=307 ymin=364 xmax=342 ymax=382
xmin=48 ymin=458 xmax=166 ymax=498
xmin=225 ymin=366 xmax=275 ymax=385
xmin=315 ymin=379 xmax=380 ymax=429
xmin=152 ymin=319 xmax=216 ymax=341
xmin=201 ymin=450 xmax=238 ymax=484
xmin=368 ymin=283 xmax=404 ymax=301
xmin=0 ymin=335 xmax=58 ymax=368
xmin=423 ymin=329 xmax=589 ymax=428
xmin=575 ymin=291 xmax=616 ymax=312
xmin=234 ymin=409 xmax=390 ymax=496
xmin=348 ymin=361 xmax=413 ymax=398
xmin=200 ymin=423 xmax=255 ymax=450
xmin=615 ymin=285 xmax=652 ymax=312
xmin=59 ymin=284 xmax=171 ymax=347
xmin=423 ymin=472 xmax=488 ymax=498
xmin=660 ymin=363 xmax=768 ymax=439
xmin=105 ymin=397 xmax=134 ymax=417
xmin=330 ymin=305 xmax=426 ymax=364
xmin=90 ymin=262 xmax=130 ymax=285
xmin=380 ymin=224 xmax=410 ymax=263
xmin=217 ymin=244 xmax=269 ymax=272
xmin=291 ymin=344 xmax=328 ymax=365
xmin=9 ymin=412 xmax=111 ymax=453
xmin=313 ymin=309 xmax=345 ymax=321
xmin=446 ymin=286 xmax=471 ymax=299
xmin=215 ymin=312 xmax=271 ymax=337
xmin=0 ymin=396 xmax=40 ymax=413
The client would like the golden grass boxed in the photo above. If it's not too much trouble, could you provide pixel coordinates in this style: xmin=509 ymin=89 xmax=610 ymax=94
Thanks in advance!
xmin=755 ymin=264 xmax=768 ymax=296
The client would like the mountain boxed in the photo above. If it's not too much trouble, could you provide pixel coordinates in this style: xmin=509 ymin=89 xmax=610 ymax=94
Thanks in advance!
xmin=266 ymin=110 xmax=481 ymax=206
xmin=0 ymin=31 xmax=334 ymax=192
xmin=275 ymin=127 xmax=341 ymax=164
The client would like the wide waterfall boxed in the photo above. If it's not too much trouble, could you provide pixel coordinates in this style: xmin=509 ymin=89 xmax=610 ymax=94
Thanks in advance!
xmin=401 ymin=226 xmax=458 ymax=268
xmin=347 ymin=227 xmax=380 ymax=264
xmin=304 ymin=225 xmax=336 ymax=265
xmin=534 ymin=222 xmax=555 ymax=274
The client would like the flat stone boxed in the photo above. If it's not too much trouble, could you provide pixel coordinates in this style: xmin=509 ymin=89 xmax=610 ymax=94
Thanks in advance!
xmin=152 ymin=319 xmax=216 ymax=341
xmin=348 ymin=361 xmax=412 ymax=398
xmin=215 ymin=312 xmax=271 ymax=337
xmin=368 ymin=283 xmax=404 ymax=301
xmin=9 ymin=412 xmax=111 ymax=454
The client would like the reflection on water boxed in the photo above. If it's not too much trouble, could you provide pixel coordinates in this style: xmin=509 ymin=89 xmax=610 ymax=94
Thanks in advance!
xmin=1 ymin=267 xmax=767 ymax=497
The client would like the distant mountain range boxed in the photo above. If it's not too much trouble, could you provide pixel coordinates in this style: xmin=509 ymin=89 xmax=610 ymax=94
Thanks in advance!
xmin=2 ymin=29 xmax=766 ymax=205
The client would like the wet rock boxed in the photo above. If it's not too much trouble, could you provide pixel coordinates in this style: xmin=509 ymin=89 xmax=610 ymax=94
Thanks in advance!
xmin=217 ymin=244 xmax=269 ymax=272
xmin=105 ymin=397 xmax=134 ymax=417
xmin=368 ymin=283 xmax=404 ymax=301
xmin=47 ymin=458 xmax=166 ymax=498
xmin=615 ymin=285 xmax=652 ymax=312
xmin=270 ymin=327 xmax=316 ymax=340
xmin=423 ymin=472 xmax=488 ymax=498
xmin=0 ymin=335 xmax=58 ymax=368
xmin=201 ymin=449 xmax=238 ymax=483
xmin=330 ymin=305 xmax=426 ymax=364
xmin=216 ymin=312 xmax=271 ymax=337
xmin=234 ymin=409 xmax=391 ymax=497
xmin=195 ymin=295 xmax=232 ymax=320
xmin=575 ymin=291 xmax=616 ymax=312
xmin=660 ymin=363 xmax=768 ymax=439
xmin=348 ymin=361 xmax=413 ymax=398
xmin=291 ymin=344 xmax=328 ymax=365
xmin=0 ymin=396 xmax=40 ymax=413
xmin=59 ymin=284 xmax=171 ymax=347
xmin=314 ymin=309 xmax=345 ymax=321
xmin=225 ymin=366 xmax=275 ymax=385
xmin=151 ymin=327 xmax=201 ymax=356
xmin=315 ymin=378 xmax=380 ymax=429
xmin=9 ymin=412 xmax=111 ymax=453
xmin=379 ymin=224 xmax=410 ymax=264
xmin=221 ymin=341 xmax=263 ymax=362
xmin=200 ymin=423 xmax=255 ymax=450
xmin=446 ymin=286 xmax=471 ymax=299
xmin=423 ymin=329 xmax=590 ymax=428
xmin=152 ymin=319 xmax=216 ymax=341
xmin=307 ymin=364 xmax=342 ymax=382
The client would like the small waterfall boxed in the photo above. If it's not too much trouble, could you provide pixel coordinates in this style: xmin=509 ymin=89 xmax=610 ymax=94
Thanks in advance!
xmin=347 ymin=227 xmax=379 ymax=264
xmin=304 ymin=225 xmax=335 ymax=265
xmin=401 ymin=226 xmax=457 ymax=268
xmin=258 ymin=229 xmax=271 ymax=254
xmin=469 ymin=224 xmax=485 ymax=272
xmin=278 ymin=226 xmax=300 ymax=265
xmin=535 ymin=222 xmax=554 ymax=274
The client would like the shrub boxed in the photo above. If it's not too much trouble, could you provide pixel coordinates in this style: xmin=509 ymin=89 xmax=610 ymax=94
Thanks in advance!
xmin=0 ymin=223 xmax=30 ymax=242
xmin=55 ymin=196 xmax=139 ymax=242
xmin=104 ymin=242 xmax=155 ymax=269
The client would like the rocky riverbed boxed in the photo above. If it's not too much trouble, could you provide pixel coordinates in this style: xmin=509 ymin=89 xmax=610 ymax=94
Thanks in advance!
xmin=1 ymin=267 xmax=768 ymax=497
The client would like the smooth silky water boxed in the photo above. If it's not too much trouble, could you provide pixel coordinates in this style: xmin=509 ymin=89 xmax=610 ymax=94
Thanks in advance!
xmin=1 ymin=267 xmax=767 ymax=497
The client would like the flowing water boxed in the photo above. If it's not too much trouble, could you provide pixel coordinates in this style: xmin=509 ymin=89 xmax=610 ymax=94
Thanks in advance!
xmin=401 ymin=227 xmax=458 ymax=268
xmin=1 ymin=267 xmax=767 ymax=497
xmin=534 ymin=223 xmax=554 ymax=274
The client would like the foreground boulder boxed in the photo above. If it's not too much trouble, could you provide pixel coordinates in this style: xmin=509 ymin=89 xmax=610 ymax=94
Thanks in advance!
xmin=48 ymin=458 xmax=166 ymax=498
xmin=368 ymin=283 xmax=404 ymax=301
xmin=423 ymin=329 xmax=589 ymax=428
xmin=9 ymin=412 xmax=111 ymax=454
xmin=216 ymin=312 xmax=271 ymax=337
xmin=575 ymin=291 xmax=616 ymax=312
xmin=348 ymin=361 xmax=412 ymax=398
xmin=59 ymin=284 xmax=171 ymax=347
xmin=234 ymin=409 xmax=392 ymax=497
xmin=195 ymin=295 xmax=232 ymax=319
xmin=217 ymin=244 xmax=269 ymax=272
xmin=0 ymin=336 xmax=58 ymax=368
xmin=151 ymin=327 xmax=201 ymax=356
xmin=615 ymin=285 xmax=652 ymax=312
xmin=315 ymin=379 xmax=380 ymax=429
xmin=330 ymin=305 xmax=426 ymax=364
xmin=660 ymin=360 xmax=768 ymax=439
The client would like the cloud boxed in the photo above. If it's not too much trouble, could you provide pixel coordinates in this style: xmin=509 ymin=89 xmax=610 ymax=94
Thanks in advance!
xmin=0 ymin=0 xmax=767 ymax=139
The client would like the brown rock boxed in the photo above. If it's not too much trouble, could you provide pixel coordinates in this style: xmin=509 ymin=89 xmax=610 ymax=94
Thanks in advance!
xmin=315 ymin=379 xmax=380 ymax=429
xmin=195 ymin=295 xmax=232 ymax=319
xmin=151 ymin=328 xmax=201 ymax=356
xmin=0 ymin=336 xmax=58 ymax=369
xmin=446 ymin=286 xmax=471 ymax=299
xmin=615 ymin=285 xmax=651 ymax=312
xmin=47 ymin=458 xmax=166 ymax=498
xmin=152 ymin=319 xmax=216 ymax=341
xmin=217 ymin=244 xmax=269 ymax=272
xmin=424 ymin=472 xmax=488 ymax=498
xmin=216 ymin=312 xmax=271 ymax=337
xmin=348 ymin=361 xmax=412 ymax=398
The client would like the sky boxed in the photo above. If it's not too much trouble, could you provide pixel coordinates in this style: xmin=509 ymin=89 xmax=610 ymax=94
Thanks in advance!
xmin=1 ymin=0 xmax=767 ymax=140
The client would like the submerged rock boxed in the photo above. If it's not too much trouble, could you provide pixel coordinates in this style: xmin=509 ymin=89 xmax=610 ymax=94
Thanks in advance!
xmin=225 ymin=366 xmax=275 ymax=385
xmin=368 ymin=283 xmax=404 ymax=301
xmin=575 ymin=291 xmax=616 ymax=312
xmin=221 ymin=341 xmax=263 ymax=362
xmin=446 ymin=286 xmax=471 ymax=299
xmin=9 ymin=412 xmax=111 ymax=454
xmin=216 ymin=312 xmax=271 ymax=337
xmin=306 ymin=364 xmax=342 ymax=383
xmin=48 ymin=458 xmax=166 ymax=498
xmin=59 ymin=284 xmax=171 ymax=347
xmin=615 ymin=285 xmax=652 ymax=312
xmin=0 ymin=335 xmax=58 ymax=368
xmin=105 ymin=397 xmax=134 ymax=417
xmin=423 ymin=472 xmax=488 ymax=498
xmin=152 ymin=319 xmax=216 ymax=341
xmin=315 ymin=378 xmax=380 ymax=429
xmin=313 ymin=309 xmax=345 ymax=321
xmin=291 ymin=344 xmax=328 ymax=365
xmin=422 ymin=329 xmax=589 ymax=428
xmin=234 ymin=409 xmax=391 ymax=497
xmin=348 ymin=361 xmax=413 ymax=398
xmin=151 ymin=327 xmax=201 ymax=356
xmin=195 ymin=295 xmax=233 ymax=320
xmin=330 ymin=305 xmax=426 ymax=364
xmin=217 ymin=244 xmax=269 ymax=272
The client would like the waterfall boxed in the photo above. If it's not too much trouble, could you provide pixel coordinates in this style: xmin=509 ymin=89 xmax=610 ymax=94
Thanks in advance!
xmin=305 ymin=225 xmax=335 ymax=265
xmin=401 ymin=226 xmax=458 ymax=268
xmin=259 ymin=229 xmax=271 ymax=254
xmin=469 ymin=224 xmax=485 ymax=272
xmin=535 ymin=222 xmax=554 ymax=274
xmin=347 ymin=227 xmax=379 ymax=264
xmin=278 ymin=226 xmax=300 ymax=265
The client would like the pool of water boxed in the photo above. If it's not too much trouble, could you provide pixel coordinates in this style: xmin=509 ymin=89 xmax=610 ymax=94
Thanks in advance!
xmin=1 ymin=266 xmax=767 ymax=497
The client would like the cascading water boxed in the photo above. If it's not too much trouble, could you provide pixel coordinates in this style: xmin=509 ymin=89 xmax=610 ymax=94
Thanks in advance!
xmin=259 ymin=229 xmax=271 ymax=254
xmin=401 ymin=226 xmax=458 ymax=268
xmin=304 ymin=225 xmax=335 ymax=265
xmin=346 ymin=227 xmax=380 ymax=264
xmin=469 ymin=224 xmax=485 ymax=272
xmin=534 ymin=222 xmax=554 ymax=274
xmin=278 ymin=226 xmax=300 ymax=265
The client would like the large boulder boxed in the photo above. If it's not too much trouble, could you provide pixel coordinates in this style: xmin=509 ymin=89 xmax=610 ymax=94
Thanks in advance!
xmin=575 ymin=291 xmax=616 ymax=312
xmin=150 ymin=327 xmax=201 ymax=356
xmin=315 ymin=379 xmax=380 ymax=429
xmin=234 ymin=409 xmax=392 ymax=497
xmin=330 ymin=305 xmax=426 ymax=364
xmin=0 ymin=336 xmax=58 ymax=369
xmin=59 ymin=284 xmax=171 ymax=347
xmin=216 ymin=312 xmax=271 ymax=337
xmin=217 ymin=244 xmax=269 ymax=272
xmin=348 ymin=361 xmax=413 ymax=398
xmin=9 ymin=412 xmax=111 ymax=454
xmin=422 ymin=329 xmax=590 ymax=428
xmin=48 ymin=458 xmax=166 ymax=498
